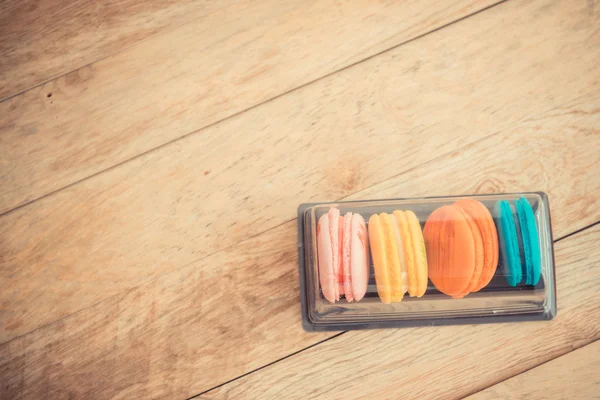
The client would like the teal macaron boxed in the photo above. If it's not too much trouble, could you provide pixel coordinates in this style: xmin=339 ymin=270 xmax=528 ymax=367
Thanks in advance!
xmin=516 ymin=197 xmax=541 ymax=285
xmin=494 ymin=197 xmax=542 ymax=287
xmin=494 ymin=200 xmax=522 ymax=286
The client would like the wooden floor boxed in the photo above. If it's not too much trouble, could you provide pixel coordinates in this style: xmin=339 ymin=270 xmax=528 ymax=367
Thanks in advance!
xmin=1 ymin=0 xmax=599 ymax=398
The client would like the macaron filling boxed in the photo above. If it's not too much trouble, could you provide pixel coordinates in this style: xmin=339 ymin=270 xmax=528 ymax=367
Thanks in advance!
xmin=342 ymin=212 xmax=354 ymax=301
xmin=516 ymin=197 xmax=542 ymax=286
xmin=511 ymin=203 xmax=526 ymax=284
xmin=330 ymin=209 xmax=341 ymax=300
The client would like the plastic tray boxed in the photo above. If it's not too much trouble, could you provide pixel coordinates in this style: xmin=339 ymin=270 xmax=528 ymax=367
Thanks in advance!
xmin=297 ymin=192 xmax=557 ymax=331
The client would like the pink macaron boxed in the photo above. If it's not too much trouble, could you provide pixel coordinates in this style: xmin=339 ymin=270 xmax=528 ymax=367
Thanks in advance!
xmin=317 ymin=208 xmax=370 ymax=302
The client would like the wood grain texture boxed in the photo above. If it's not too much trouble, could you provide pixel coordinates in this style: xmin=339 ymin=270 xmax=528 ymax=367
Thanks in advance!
xmin=1 ymin=0 xmax=599 ymax=345
xmin=204 ymin=224 xmax=600 ymax=399
xmin=467 ymin=340 xmax=600 ymax=399
xmin=0 ymin=222 xmax=322 ymax=399
xmin=0 ymin=0 xmax=232 ymax=100
xmin=0 ymin=0 xmax=498 ymax=214
xmin=350 ymin=95 xmax=600 ymax=237
xmin=1 ymin=85 xmax=598 ymax=400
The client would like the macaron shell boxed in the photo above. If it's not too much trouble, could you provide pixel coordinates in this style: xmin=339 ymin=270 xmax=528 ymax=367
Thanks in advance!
xmin=338 ymin=215 xmax=346 ymax=296
xmin=394 ymin=211 xmax=416 ymax=297
xmin=368 ymin=214 xmax=392 ymax=303
xmin=382 ymin=213 xmax=404 ymax=302
xmin=516 ymin=197 xmax=541 ymax=285
xmin=453 ymin=206 xmax=484 ymax=298
xmin=331 ymin=209 xmax=342 ymax=300
xmin=391 ymin=213 xmax=409 ymax=295
xmin=494 ymin=200 xmax=522 ymax=286
xmin=454 ymin=199 xmax=498 ymax=292
xmin=424 ymin=205 xmax=475 ymax=297
xmin=350 ymin=213 xmax=369 ymax=301
xmin=424 ymin=207 xmax=447 ymax=293
xmin=404 ymin=210 xmax=428 ymax=298
xmin=317 ymin=212 xmax=336 ymax=303
xmin=442 ymin=206 xmax=476 ymax=296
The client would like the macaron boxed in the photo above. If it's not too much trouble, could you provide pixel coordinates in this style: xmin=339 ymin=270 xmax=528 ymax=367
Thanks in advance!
xmin=494 ymin=200 xmax=523 ymax=286
xmin=317 ymin=208 xmax=370 ymax=302
xmin=494 ymin=197 xmax=541 ymax=287
xmin=453 ymin=199 xmax=499 ymax=293
xmin=342 ymin=211 xmax=370 ymax=301
xmin=393 ymin=210 xmax=428 ymax=297
xmin=368 ymin=213 xmax=406 ymax=303
xmin=424 ymin=205 xmax=475 ymax=297
xmin=424 ymin=199 xmax=500 ymax=298
xmin=368 ymin=211 xmax=428 ymax=303
xmin=516 ymin=197 xmax=541 ymax=285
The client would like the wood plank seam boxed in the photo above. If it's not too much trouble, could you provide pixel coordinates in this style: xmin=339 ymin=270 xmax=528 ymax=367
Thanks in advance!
xmin=465 ymin=340 xmax=600 ymax=399
xmin=0 ymin=0 xmax=507 ymax=217
xmin=185 ymin=332 xmax=346 ymax=400
xmin=463 ymin=338 xmax=600 ymax=399
xmin=201 ymin=224 xmax=600 ymax=399
xmin=0 ymin=1 xmax=507 ymax=106
xmin=551 ymin=220 xmax=600 ymax=242
xmin=1 ymin=26 xmax=166 ymax=104
xmin=188 ymin=222 xmax=600 ymax=400
xmin=0 ymin=92 xmax=588 ymax=348
xmin=1 ymin=3 xmax=597 ymax=395
xmin=1 ymin=92 xmax=597 ymax=397
xmin=0 ymin=88 xmax=596 ymax=349
xmin=0 ymin=0 xmax=239 ymax=102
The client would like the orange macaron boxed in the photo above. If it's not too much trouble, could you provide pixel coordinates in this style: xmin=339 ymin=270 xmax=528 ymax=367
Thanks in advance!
xmin=424 ymin=205 xmax=475 ymax=297
xmin=454 ymin=199 xmax=499 ymax=292
xmin=423 ymin=199 xmax=498 ymax=298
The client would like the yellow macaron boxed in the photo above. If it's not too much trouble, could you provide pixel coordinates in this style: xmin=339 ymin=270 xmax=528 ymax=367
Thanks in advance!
xmin=369 ymin=210 xmax=428 ymax=303
xmin=368 ymin=213 xmax=406 ymax=303
xmin=394 ymin=210 xmax=428 ymax=298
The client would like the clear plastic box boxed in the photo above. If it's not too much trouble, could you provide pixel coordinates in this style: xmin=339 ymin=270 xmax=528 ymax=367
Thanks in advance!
xmin=297 ymin=192 xmax=556 ymax=331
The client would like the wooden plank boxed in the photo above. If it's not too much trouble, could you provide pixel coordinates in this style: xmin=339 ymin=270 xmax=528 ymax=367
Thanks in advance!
xmin=1 ymin=85 xmax=598 ymax=400
xmin=349 ymin=98 xmax=600 ymax=237
xmin=0 ymin=0 xmax=233 ymax=100
xmin=0 ymin=222 xmax=325 ymax=399
xmin=0 ymin=0 xmax=499 ymax=214
xmin=1 ymin=0 xmax=599 ymax=345
xmin=466 ymin=340 xmax=600 ymax=399
xmin=202 ymin=224 xmax=600 ymax=399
